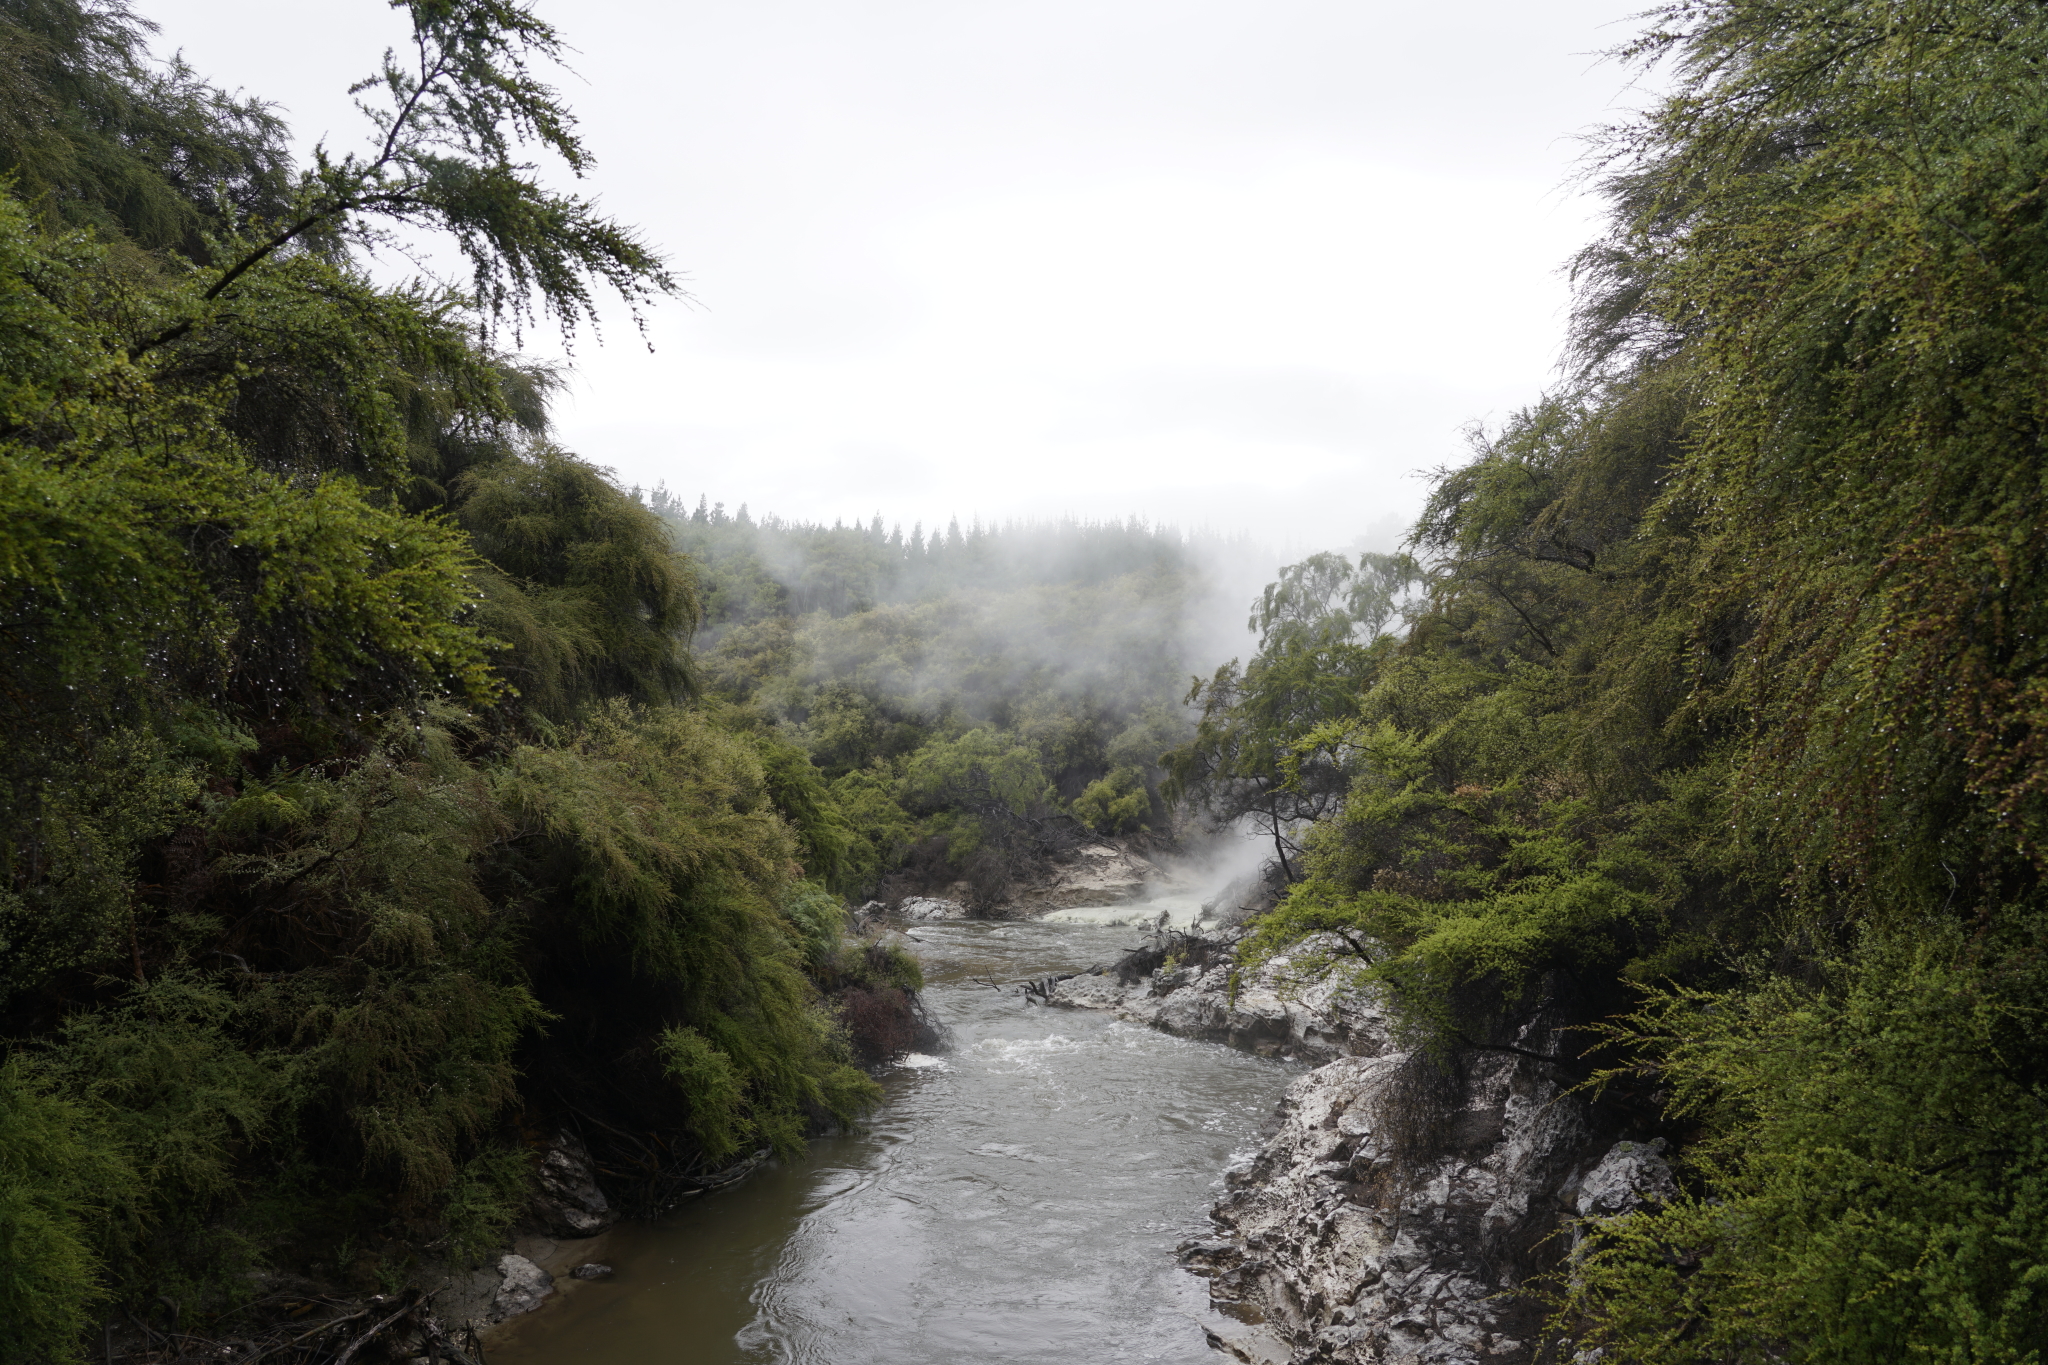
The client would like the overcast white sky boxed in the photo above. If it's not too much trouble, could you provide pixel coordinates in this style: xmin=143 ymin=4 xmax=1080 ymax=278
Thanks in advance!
xmin=144 ymin=0 xmax=1645 ymax=552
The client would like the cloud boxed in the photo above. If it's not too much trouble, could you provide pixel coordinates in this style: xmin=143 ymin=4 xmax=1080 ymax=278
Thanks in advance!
xmin=145 ymin=0 xmax=1641 ymax=550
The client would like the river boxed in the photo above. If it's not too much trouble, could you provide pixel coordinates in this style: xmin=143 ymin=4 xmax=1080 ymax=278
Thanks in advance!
xmin=491 ymin=917 xmax=1296 ymax=1365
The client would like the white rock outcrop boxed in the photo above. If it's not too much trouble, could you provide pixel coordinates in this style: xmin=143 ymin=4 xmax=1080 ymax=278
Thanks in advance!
xmin=1189 ymin=1044 xmax=1604 ymax=1365
xmin=1570 ymin=1139 xmax=1677 ymax=1222
xmin=1048 ymin=931 xmax=1389 ymax=1062
xmin=1053 ymin=931 xmax=1672 ymax=1364
xmin=490 ymin=1254 xmax=554 ymax=1321
xmin=1008 ymin=842 xmax=1175 ymax=912
xmin=897 ymin=896 xmax=969 ymax=920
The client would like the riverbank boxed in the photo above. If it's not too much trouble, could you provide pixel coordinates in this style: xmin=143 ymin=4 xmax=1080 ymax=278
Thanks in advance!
xmin=1046 ymin=928 xmax=1678 ymax=1365
xmin=485 ymin=919 xmax=1297 ymax=1365
xmin=270 ymin=910 xmax=1671 ymax=1365
xmin=285 ymin=890 xmax=1677 ymax=1365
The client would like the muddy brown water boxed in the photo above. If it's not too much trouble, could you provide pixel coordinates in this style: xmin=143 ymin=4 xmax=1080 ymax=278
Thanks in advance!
xmin=490 ymin=919 xmax=1297 ymax=1365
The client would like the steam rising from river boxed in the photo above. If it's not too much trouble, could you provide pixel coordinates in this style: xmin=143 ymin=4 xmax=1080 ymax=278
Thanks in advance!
xmin=1040 ymin=826 xmax=1277 ymax=929
xmin=657 ymin=500 xmax=1358 ymax=910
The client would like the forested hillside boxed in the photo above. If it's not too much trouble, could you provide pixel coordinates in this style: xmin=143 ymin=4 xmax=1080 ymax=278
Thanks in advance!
xmin=1167 ymin=2 xmax=2048 ymax=1358
xmin=649 ymin=499 xmax=1271 ymax=904
xmin=0 ymin=3 xmax=908 ymax=1357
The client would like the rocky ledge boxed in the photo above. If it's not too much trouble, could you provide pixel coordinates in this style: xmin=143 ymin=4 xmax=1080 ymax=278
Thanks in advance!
xmin=1189 ymin=1050 xmax=1676 ymax=1365
xmin=1009 ymin=840 xmax=1181 ymax=912
xmin=1048 ymin=929 xmax=1388 ymax=1061
xmin=1052 ymin=932 xmax=1673 ymax=1365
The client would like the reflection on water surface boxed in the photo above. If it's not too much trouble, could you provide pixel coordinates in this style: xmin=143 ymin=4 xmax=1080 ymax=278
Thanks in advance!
xmin=492 ymin=921 xmax=1295 ymax=1365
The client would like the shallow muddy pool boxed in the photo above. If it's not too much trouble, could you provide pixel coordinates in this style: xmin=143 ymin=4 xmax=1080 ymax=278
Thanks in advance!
xmin=490 ymin=920 xmax=1295 ymax=1365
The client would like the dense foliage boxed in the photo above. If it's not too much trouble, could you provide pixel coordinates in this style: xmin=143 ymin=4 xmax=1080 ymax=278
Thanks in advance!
xmin=0 ymin=4 xmax=881 ymax=1358
xmin=1168 ymin=2 xmax=2048 ymax=1358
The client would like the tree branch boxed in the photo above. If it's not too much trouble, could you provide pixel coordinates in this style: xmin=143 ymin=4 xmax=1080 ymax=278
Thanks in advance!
xmin=1477 ymin=575 xmax=1559 ymax=657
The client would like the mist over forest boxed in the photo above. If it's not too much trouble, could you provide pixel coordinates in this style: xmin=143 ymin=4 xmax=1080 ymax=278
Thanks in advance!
xmin=642 ymin=494 xmax=1297 ymax=902
xmin=8 ymin=1 xmax=2048 ymax=1363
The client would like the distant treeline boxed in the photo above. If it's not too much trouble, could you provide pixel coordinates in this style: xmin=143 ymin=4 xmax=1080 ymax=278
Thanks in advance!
xmin=654 ymin=492 xmax=1234 ymax=617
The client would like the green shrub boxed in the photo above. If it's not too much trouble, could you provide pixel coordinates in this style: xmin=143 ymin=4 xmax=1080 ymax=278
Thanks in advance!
xmin=0 ymin=1061 xmax=140 ymax=1365
xmin=656 ymin=1026 xmax=749 ymax=1160
xmin=1073 ymin=766 xmax=1151 ymax=834
xmin=1562 ymin=923 xmax=2048 ymax=1362
xmin=441 ymin=1147 xmax=535 ymax=1265
xmin=780 ymin=882 xmax=848 ymax=969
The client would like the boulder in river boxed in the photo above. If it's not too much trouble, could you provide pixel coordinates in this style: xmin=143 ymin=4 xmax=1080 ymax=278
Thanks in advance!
xmin=897 ymin=896 xmax=969 ymax=920
xmin=491 ymin=1254 xmax=554 ymax=1321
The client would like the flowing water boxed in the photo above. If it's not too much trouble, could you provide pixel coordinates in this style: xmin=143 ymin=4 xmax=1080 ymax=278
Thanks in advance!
xmin=492 ymin=917 xmax=1296 ymax=1365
